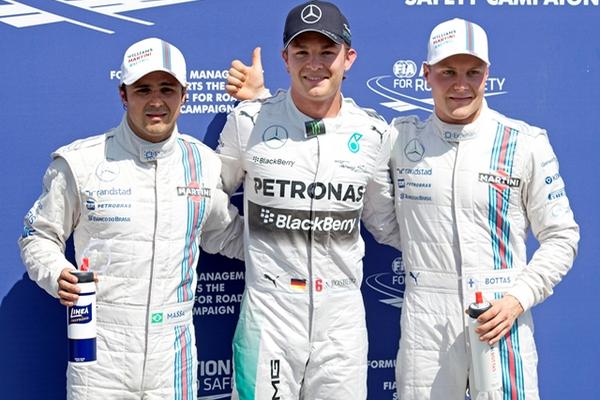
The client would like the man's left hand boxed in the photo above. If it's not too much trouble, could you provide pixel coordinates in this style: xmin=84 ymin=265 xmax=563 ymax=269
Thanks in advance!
xmin=472 ymin=294 xmax=524 ymax=345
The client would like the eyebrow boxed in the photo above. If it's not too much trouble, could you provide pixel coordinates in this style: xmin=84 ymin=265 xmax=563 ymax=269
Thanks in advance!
xmin=291 ymin=40 xmax=340 ymax=50
xmin=133 ymin=81 xmax=177 ymax=88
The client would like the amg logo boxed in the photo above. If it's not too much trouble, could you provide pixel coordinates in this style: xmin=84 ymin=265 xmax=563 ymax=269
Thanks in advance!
xmin=254 ymin=178 xmax=365 ymax=202
xmin=478 ymin=173 xmax=521 ymax=188
xmin=271 ymin=359 xmax=281 ymax=400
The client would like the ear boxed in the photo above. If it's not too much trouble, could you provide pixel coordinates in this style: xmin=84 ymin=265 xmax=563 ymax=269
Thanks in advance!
xmin=119 ymin=85 xmax=128 ymax=104
xmin=344 ymin=48 xmax=357 ymax=72
xmin=423 ymin=63 xmax=431 ymax=84
xmin=181 ymin=87 xmax=188 ymax=104
xmin=281 ymin=49 xmax=290 ymax=73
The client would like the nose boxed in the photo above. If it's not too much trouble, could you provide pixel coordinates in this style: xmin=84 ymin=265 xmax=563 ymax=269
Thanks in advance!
xmin=452 ymin=74 xmax=468 ymax=91
xmin=148 ymin=90 xmax=164 ymax=106
xmin=306 ymin=54 xmax=323 ymax=70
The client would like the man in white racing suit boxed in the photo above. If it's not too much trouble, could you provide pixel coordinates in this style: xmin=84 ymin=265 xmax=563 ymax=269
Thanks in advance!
xmin=218 ymin=1 xmax=400 ymax=399
xmin=19 ymin=38 xmax=243 ymax=399
xmin=226 ymin=16 xmax=580 ymax=400
xmin=390 ymin=19 xmax=579 ymax=399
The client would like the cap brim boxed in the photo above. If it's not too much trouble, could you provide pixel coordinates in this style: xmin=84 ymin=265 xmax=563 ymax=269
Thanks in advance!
xmin=121 ymin=68 xmax=187 ymax=87
xmin=427 ymin=51 xmax=490 ymax=66
xmin=284 ymin=29 xmax=345 ymax=49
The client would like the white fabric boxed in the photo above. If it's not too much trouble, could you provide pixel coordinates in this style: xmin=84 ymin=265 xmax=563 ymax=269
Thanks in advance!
xmin=427 ymin=18 xmax=490 ymax=65
xmin=389 ymin=104 xmax=579 ymax=399
xmin=19 ymin=117 xmax=243 ymax=399
xmin=217 ymin=90 xmax=401 ymax=400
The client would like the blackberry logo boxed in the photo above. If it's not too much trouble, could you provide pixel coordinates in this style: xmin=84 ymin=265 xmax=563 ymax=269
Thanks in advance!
xmin=260 ymin=208 xmax=275 ymax=223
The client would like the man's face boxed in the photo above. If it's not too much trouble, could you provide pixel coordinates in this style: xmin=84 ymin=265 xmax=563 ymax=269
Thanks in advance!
xmin=424 ymin=54 xmax=489 ymax=125
xmin=120 ymin=71 xmax=186 ymax=143
xmin=282 ymin=32 xmax=356 ymax=112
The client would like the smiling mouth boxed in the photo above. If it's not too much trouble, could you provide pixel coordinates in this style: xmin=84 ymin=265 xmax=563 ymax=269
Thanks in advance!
xmin=304 ymin=75 xmax=327 ymax=82
xmin=449 ymin=96 xmax=473 ymax=103
xmin=146 ymin=112 xmax=167 ymax=119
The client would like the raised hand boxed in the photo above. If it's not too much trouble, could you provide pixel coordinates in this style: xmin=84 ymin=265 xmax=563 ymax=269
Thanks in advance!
xmin=225 ymin=47 xmax=265 ymax=101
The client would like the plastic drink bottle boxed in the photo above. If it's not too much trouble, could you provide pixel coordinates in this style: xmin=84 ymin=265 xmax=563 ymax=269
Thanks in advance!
xmin=67 ymin=263 xmax=96 ymax=363
xmin=467 ymin=291 xmax=501 ymax=392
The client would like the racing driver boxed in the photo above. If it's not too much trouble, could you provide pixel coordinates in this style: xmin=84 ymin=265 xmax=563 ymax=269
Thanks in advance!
xmin=19 ymin=38 xmax=243 ymax=399
xmin=389 ymin=18 xmax=579 ymax=399
xmin=217 ymin=1 xmax=400 ymax=399
xmin=223 ymin=15 xmax=580 ymax=400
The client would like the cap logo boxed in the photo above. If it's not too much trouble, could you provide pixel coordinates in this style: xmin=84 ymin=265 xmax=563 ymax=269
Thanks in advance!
xmin=126 ymin=47 xmax=153 ymax=68
xmin=301 ymin=4 xmax=322 ymax=24
xmin=432 ymin=29 xmax=456 ymax=47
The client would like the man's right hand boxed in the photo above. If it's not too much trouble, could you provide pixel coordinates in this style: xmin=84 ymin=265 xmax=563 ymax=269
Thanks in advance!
xmin=225 ymin=47 xmax=265 ymax=101
xmin=57 ymin=267 xmax=80 ymax=307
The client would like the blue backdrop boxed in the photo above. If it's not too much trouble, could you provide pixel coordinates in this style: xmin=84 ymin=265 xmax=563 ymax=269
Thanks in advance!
xmin=0 ymin=1 xmax=597 ymax=399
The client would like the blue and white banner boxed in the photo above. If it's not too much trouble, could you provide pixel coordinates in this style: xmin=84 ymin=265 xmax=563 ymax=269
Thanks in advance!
xmin=0 ymin=1 xmax=597 ymax=399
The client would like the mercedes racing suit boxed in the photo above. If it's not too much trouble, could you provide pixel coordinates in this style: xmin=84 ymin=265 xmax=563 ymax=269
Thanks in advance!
xmin=389 ymin=104 xmax=579 ymax=400
xmin=217 ymin=90 xmax=401 ymax=400
xmin=19 ymin=117 xmax=243 ymax=400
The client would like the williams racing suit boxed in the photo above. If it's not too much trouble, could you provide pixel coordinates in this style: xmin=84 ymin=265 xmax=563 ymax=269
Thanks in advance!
xmin=389 ymin=103 xmax=579 ymax=400
xmin=19 ymin=117 xmax=243 ymax=400
xmin=217 ymin=90 xmax=401 ymax=400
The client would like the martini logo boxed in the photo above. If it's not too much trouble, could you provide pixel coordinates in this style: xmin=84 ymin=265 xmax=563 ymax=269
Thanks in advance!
xmin=177 ymin=181 xmax=211 ymax=202
xmin=479 ymin=172 xmax=521 ymax=189
xmin=367 ymin=59 xmax=507 ymax=114
xmin=0 ymin=0 xmax=196 ymax=34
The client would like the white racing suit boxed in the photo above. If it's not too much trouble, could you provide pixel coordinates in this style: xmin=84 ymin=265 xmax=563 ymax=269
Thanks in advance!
xmin=217 ymin=90 xmax=401 ymax=400
xmin=19 ymin=117 xmax=243 ymax=400
xmin=389 ymin=104 xmax=579 ymax=400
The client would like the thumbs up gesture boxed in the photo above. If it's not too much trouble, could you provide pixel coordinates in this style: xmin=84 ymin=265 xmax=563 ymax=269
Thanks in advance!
xmin=225 ymin=47 xmax=266 ymax=101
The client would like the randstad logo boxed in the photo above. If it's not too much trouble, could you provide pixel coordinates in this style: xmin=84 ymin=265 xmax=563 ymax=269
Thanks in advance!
xmin=0 ymin=0 xmax=197 ymax=34
xmin=366 ymin=59 xmax=508 ymax=114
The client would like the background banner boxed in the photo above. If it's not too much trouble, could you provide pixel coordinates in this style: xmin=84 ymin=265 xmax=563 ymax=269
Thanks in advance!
xmin=0 ymin=1 xmax=597 ymax=399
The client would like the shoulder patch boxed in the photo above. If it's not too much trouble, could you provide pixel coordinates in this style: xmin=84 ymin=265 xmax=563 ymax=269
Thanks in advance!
xmin=487 ymin=108 xmax=546 ymax=138
xmin=391 ymin=115 xmax=421 ymax=128
xmin=343 ymin=96 xmax=388 ymax=123
xmin=52 ymin=132 xmax=107 ymax=158
xmin=363 ymin=107 xmax=386 ymax=122
xmin=178 ymin=134 xmax=213 ymax=153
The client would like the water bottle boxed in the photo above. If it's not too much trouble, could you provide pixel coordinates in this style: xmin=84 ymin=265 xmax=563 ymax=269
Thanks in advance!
xmin=467 ymin=291 xmax=501 ymax=392
xmin=67 ymin=266 xmax=96 ymax=363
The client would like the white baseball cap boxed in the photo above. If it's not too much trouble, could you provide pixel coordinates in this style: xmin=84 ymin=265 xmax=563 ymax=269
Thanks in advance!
xmin=426 ymin=18 xmax=490 ymax=66
xmin=120 ymin=38 xmax=187 ymax=87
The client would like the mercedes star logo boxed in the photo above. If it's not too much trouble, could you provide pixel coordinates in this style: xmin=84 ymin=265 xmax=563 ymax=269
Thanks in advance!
xmin=301 ymin=4 xmax=322 ymax=24
xmin=262 ymin=125 xmax=289 ymax=149
xmin=404 ymin=139 xmax=425 ymax=162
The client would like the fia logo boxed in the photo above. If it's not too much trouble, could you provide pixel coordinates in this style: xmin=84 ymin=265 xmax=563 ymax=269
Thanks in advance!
xmin=364 ymin=255 xmax=406 ymax=309
xmin=366 ymin=59 xmax=507 ymax=115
